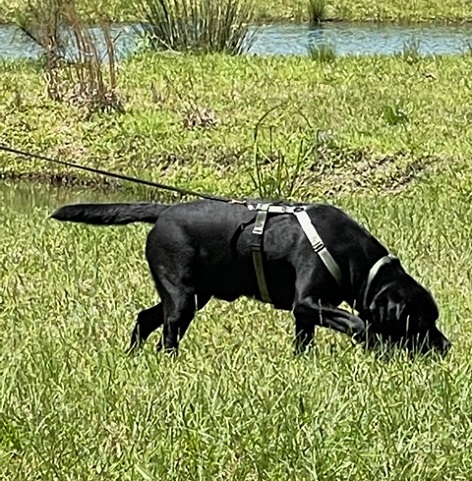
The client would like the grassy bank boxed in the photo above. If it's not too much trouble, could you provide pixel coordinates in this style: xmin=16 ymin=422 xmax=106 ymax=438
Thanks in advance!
xmin=1 ymin=0 xmax=472 ymax=24
xmin=1 ymin=53 xmax=472 ymax=198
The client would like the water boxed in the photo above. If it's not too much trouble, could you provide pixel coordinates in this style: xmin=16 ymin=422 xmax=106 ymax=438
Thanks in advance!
xmin=249 ymin=23 xmax=472 ymax=56
xmin=0 ymin=24 xmax=139 ymax=61
xmin=1 ymin=22 xmax=472 ymax=61
xmin=0 ymin=180 xmax=174 ymax=213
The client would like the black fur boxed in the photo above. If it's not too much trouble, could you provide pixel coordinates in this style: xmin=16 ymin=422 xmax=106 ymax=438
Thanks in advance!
xmin=51 ymin=199 xmax=450 ymax=356
xmin=51 ymin=202 xmax=168 ymax=225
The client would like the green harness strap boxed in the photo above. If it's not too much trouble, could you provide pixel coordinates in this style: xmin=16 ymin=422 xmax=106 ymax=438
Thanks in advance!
xmin=251 ymin=204 xmax=272 ymax=303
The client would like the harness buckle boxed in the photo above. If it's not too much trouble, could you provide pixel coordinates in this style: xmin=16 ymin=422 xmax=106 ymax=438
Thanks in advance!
xmin=311 ymin=240 xmax=325 ymax=253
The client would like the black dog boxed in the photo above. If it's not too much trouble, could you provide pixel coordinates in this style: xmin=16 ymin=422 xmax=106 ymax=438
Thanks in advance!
xmin=51 ymin=199 xmax=450 ymax=356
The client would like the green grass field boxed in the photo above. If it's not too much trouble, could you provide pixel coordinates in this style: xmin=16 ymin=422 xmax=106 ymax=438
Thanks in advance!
xmin=1 ymin=168 xmax=472 ymax=480
xmin=1 ymin=0 xmax=472 ymax=23
xmin=2 ymin=45 xmax=472 ymax=479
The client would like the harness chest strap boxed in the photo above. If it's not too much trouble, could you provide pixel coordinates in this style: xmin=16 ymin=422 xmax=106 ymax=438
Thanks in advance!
xmin=251 ymin=204 xmax=272 ymax=303
xmin=293 ymin=209 xmax=343 ymax=287
xmin=250 ymin=204 xmax=343 ymax=304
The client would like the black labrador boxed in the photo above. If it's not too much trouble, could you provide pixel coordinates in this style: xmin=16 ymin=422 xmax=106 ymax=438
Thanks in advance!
xmin=51 ymin=199 xmax=450 ymax=356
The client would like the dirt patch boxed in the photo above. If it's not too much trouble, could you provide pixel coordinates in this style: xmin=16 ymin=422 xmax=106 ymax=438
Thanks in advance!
xmin=0 ymin=170 xmax=123 ymax=189
xmin=303 ymin=146 xmax=442 ymax=197
xmin=0 ymin=146 xmax=444 ymax=201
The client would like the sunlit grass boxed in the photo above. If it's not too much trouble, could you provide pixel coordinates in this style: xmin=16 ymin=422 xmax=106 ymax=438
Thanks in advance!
xmin=1 ymin=46 xmax=472 ymax=480
xmin=1 ymin=173 xmax=471 ymax=479
xmin=1 ymin=53 xmax=472 ymax=198
xmin=2 ymin=0 xmax=472 ymax=23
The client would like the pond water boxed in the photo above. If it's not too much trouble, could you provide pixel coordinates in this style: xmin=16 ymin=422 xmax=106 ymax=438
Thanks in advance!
xmin=249 ymin=23 xmax=472 ymax=56
xmin=0 ymin=180 xmax=172 ymax=213
xmin=0 ymin=21 xmax=472 ymax=61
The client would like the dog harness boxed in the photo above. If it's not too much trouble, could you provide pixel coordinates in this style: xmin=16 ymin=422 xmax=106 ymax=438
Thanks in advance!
xmin=248 ymin=203 xmax=342 ymax=303
xmin=358 ymin=254 xmax=396 ymax=309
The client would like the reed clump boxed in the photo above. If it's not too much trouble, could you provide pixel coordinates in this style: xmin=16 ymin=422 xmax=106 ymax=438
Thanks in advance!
xmin=308 ymin=0 xmax=326 ymax=25
xmin=136 ymin=0 xmax=254 ymax=54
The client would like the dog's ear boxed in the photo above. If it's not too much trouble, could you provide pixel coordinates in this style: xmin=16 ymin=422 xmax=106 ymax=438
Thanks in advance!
xmin=368 ymin=292 xmax=406 ymax=327
xmin=387 ymin=298 xmax=407 ymax=324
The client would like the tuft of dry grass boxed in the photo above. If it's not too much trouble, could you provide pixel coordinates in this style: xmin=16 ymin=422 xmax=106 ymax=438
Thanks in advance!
xmin=17 ymin=0 xmax=124 ymax=114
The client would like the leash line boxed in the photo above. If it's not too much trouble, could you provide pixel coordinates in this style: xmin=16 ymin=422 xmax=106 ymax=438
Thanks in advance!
xmin=0 ymin=144 xmax=231 ymax=203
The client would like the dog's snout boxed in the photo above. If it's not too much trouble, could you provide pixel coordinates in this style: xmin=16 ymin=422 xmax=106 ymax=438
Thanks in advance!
xmin=421 ymin=327 xmax=451 ymax=356
xmin=433 ymin=332 xmax=451 ymax=356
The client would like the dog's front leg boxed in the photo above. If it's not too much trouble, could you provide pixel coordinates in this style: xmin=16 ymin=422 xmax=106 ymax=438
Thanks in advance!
xmin=293 ymin=298 xmax=366 ymax=345
xmin=294 ymin=316 xmax=316 ymax=354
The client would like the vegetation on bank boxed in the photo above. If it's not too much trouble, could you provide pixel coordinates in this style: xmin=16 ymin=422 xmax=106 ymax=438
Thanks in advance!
xmin=1 ymin=53 xmax=472 ymax=198
xmin=1 ymin=0 xmax=472 ymax=24
xmin=136 ymin=0 xmax=254 ymax=54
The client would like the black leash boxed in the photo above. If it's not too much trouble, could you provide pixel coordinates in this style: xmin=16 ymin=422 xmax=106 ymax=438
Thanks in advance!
xmin=0 ymin=144 xmax=231 ymax=203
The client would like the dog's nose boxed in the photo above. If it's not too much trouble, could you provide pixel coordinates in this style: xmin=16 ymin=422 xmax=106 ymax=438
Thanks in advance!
xmin=435 ymin=333 xmax=451 ymax=356
xmin=427 ymin=327 xmax=451 ymax=356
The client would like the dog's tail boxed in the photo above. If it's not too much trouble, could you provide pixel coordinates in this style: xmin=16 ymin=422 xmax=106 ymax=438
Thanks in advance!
xmin=50 ymin=202 xmax=168 ymax=225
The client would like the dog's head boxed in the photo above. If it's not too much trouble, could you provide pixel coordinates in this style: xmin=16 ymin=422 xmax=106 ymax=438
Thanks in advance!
xmin=359 ymin=260 xmax=450 ymax=356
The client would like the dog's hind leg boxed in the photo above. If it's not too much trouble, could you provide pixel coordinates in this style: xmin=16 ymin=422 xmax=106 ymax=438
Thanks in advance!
xmin=127 ymin=303 xmax=164 ymax=353
xmin=145 ymin=223 xmax=209 ymax=354
xmin=159 ymin=286 xmax=198 ymax=354
xmin=154 ymin=293 xmax=210 ymax=352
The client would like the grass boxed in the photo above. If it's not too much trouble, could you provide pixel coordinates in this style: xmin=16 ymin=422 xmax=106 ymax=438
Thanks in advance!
xmin=1 ymin=159 xmax=472 ymax=479
xmin=3 ymin=0 xmax=472 ymax=24
xmin=400 ymin=36 xmax=422 ymax=63
xmin=2 ymin=6 xmax=472 ymax=481
xmin=1 ymin=53 xmax=472 ymax=197
xmin=135 ymin=0 xmax=253 ymax=54
xmin=383 ymin=101 xmax=409 ymax=125
xmin=307 ymin=42 xmax=337 ymax=62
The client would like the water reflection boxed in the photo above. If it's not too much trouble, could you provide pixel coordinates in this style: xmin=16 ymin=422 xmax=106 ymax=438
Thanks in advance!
xmin=0 ymin=180 xmax=175 ymax=213
xmin=0 ymin=21 xmax=472 ymax=61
